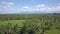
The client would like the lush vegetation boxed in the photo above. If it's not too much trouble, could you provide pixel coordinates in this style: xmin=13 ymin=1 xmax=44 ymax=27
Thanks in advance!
xmin=0 ymin=14 xmax=60 ymax=34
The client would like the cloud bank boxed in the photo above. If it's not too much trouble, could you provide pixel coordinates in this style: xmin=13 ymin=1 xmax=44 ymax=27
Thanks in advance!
xmin=0 ymin=1 xmax=60 ymax=14
xmin=1 ymin=1 xmax=14 ymax=8
xmin=21 ymin=4 xmax=60 ymax=13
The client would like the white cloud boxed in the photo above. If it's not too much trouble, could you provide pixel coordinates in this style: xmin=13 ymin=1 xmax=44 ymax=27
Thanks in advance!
xmin=20 ymin=4 xmax=60 ymax=13
xmin=22 ymin=6 xmax=31 ymax=11
xmin=34 ymin=4 xmax=60 ymax=13
xmin=0 ymin=8 xmax=20 ymax=14
xmin=54 ymin=6 xmax=60 ymax=12
xmin=36 ymin=4 xmax=45 ymax=7
xmin=1 ymin=1 xmax=14 ymax=8
xmin=35 ymin=4 xmax=47 ymax=11
xmin=0 ymin=3 xmax=60 ymax=14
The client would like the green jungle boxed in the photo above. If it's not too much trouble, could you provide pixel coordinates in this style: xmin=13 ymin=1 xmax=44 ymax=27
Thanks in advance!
xmin=0 ymin=14 xmax=60 ymax=34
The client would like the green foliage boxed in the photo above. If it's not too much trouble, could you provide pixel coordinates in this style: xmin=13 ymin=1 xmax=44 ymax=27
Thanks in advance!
xmin=0 ymin=14 xmax=60 ymax=34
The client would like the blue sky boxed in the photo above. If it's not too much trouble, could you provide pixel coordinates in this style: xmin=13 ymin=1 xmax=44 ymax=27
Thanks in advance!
xmin=0 ymin=0 xmax=60 ymax=14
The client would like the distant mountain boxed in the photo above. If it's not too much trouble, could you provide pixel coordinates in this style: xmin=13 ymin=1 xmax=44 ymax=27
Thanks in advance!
xmin=18 ymin=11 xmax=54 ymax=14
xmin=0 ymin=11 xmax=60 ymax=14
